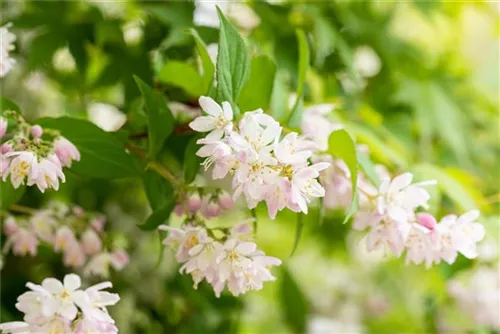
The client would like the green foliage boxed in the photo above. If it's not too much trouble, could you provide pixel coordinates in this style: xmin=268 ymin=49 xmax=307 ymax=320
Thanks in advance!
xmin=184 ymin=135 xmax=203 ymax=184
xmin=216 ymin=8 xmax=250 ymax=118
xmin=36 ymin=117 xmax=140 ymax=179
xmin=358 ymin=151 xmax=381 ymax=187
xmin=158 ymin=61 xmax=204 ymax=97
xmin=191 ymin=29 xmax=215 ymax=94
xmin=0 ymin=182 xmax=25 ymax=210
xmin=134 ymin=76 xmax=175 ymax=158
xmin=238 ymin=55 xmax=277 ymax=112
xmin=279 ymin=267 xmax=309 ymax=334
xmin=328 ymin=129 xmax=359 ymax=223
xmin=290 ymin=213 xmax=304 ymax=256
xmin=141 ymin=171 xmax=175 ymax=230
xmin=287 ymin=29 xmax=310 ymax=128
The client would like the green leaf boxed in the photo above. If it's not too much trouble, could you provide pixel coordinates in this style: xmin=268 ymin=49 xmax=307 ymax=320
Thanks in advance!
xmin=357 ymin=151 xmax=380 ymax=187
xmin=36 ymin=117 xmax=140 ymax=179
xmin=287 ymin=29 xmax=309 ymax=128
xmin=158 ymin=61 xmax=204 ymax=97
xmin=143 ymin=170 xmax=174 ymax=211
xmin=216 ymin=7 xmax=250 ymax=117
xmin=238 ymin=55 xmax=277 ymax=112
xmin=280 ymin=266 xmax=309 ymax=334
xmin=190 ymin=29 xmax=215 ymax=94
xmin=139 ymin=198 xmax=176 ymax=231
xmin=0 ymin=182 xmax=25 ymax=210
xmin=184 ymin=135 xmax=203 ymax=184
xmin=0 ymin=98 xmax=20 ymax=113
xmin=290 ymin=213 xmax=304 ymax=256
xmin=134 ymin=76 xmax=175 ymax=158
xmin=328 ymin=129 xmax=358 ymax=223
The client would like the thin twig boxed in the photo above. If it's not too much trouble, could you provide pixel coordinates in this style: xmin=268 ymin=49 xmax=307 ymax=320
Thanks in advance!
xmin=9 ymin=204 xmax=36 ymax=215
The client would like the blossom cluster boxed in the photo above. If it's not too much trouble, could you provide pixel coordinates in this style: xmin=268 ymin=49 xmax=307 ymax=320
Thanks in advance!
xmin=0 ymin=111 xmax=80 ymax=192
xmin=2 ymin=201 xmax=129 ymax=277
xmin=189 ymin=96 xmax=330 ymax=219
xmin=0 ymin=274 xmax=120 ymax=334
xmin=299 ymin=104 xmax=485 ymax=267
xmin=0 ymin=23 xmax=16 ymax=77
xmin=174 ymin=189 xmax=233 ymax=219
xmin=160 ymin=222 xmax=281 ymax=297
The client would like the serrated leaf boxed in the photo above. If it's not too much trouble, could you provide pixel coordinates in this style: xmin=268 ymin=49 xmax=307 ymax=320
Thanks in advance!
xmin=280 ymin=266 xmax=309 ymax=334
xmin=357 ymin=151 xmax=380 ymax=187
xmin=184 ymin=135 xmax=203 ymax=184
xmin=238 ymin=55 xmax=277 ymax=112
xmin=216 ymin=8 xmax=250 ymax=117
xmin=287 ymin=29 xmax=309 ymax=128
xmin=290 ymin=213 xmax=304 ymax=256
xmin=158 ymin=61 xmax=204 ymax=97
xmin=134 ymin=76 xmax=175 ymax=158
xmin=36 ymin=117 xmax=139 ymax=179
xmin=190 ymin=29 xmax=215 ymax=94
xmin=0 ymin=182 xmax=25 ymax=210
xmin=328 ymin=129 xmax=358 ymax=223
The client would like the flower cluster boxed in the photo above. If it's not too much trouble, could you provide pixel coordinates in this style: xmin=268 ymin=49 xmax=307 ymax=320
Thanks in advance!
xmin=2 ymin=201 xmax=129 ymax=277
xmin=0 ymin=274 xmax=120 ymax=334
xmin=0 ymin=111 xmax=80 ymax=192
xmin=0 ymin=23 xmax=16 ymax=77
xmin=160 ymin=222 xmax=281 ymax=297
xmin=299 ymin=103 xmax=485 ymax=267
xmin=190 ymin=96 xmax=330 ymax=219
xmin=174 ymin=189 xmax=234 ymax=219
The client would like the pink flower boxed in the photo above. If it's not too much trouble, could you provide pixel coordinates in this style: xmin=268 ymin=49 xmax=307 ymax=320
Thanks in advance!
xmin=53 ymin=137 xmax=80 ymax=167
xmin=0 ymin=117 xmax=7 ymax=138
xmin=90 ymin=215 xmax=106 ymax=232
xmin=7 ymin=228 xmax=38 ymax=256
xmin=63 ymin=242 xmax=86 ymax=268
xmin=3 ymin=216 xmax=19 ymax=236
xmin=54 ymin=226 xmax=77 ymax=252
xmin=81 ymin=229 xmax=102 ymax=255
xmin=110 ymin=249 xmax=129 ymax=270
xmin=416 ymin=213 xmax=437 ymax=230
xmin=28 ymin=153 xmax=65 ymax=192
xmin=201 ymin=197 xmax=221 ymax=218
xmin=30 ymin=210 xmax=57 ymax=243
xmin=30 ymin=125 xmax=43 ymax=139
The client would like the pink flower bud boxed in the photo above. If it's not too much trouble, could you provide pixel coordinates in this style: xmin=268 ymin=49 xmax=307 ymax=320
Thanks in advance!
xmin=63 ymin=241 xmax=86 ymax=268
xmin=81 ymin=228 xmax=102 ymax=255
xmin=417 ymin=213 xmax=437 ymax=230
xmin=217 ymin=190 xmax=233 ymax=210
xmin=0 ymin=142 xmax=12 ymax=154
xmin=54 ymin=226 xmax=77 ymax=252
xmin=174 ymin=203 xmax=184 ymax=216
xmin=30 ymin=125 xmax=43 ymax=139
xmin=12 ymin=229 xmax=38 ymax=257
xmin=202 ymin=200 xmax=221 ymax=218
xmin=110 ymin=249 xmax=129 ymax=270
xmin=3 ymin=216 xmax=18 ymax=236
xmin=89 ymin=214 xmax=106 ymax=232
xmin=53 ymin=137 xmax=81 ymax=168
xmin=0 ymin=117 xmax=7 ymax=138
xmin=72 ymin=206 xmax=85 ymax=217
xmin=187 ymin=192 xmax=202 ymax=212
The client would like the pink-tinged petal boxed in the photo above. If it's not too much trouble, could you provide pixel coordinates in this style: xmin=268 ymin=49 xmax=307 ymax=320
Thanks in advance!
xmin=235 ymin=241 xmax=257 ymax=255
xmin=310 ymin=162 xmax=330 ymax=172
xmin=417 ymin=213 xmax=437 ymax=230
xmin=457 ymin=210 xmax=480 ymax=225
xmin=196 ymin=144 xmax=215 ymax=157
xmin=222 ymin=101 xmax=233 ymax=121
xmin=199 ymin=96 xmax=222 ymax=117
xmin=387 ymin=206 xmax=408 ymax=223
xmin=63 ymin=273 xmax=81 ymax=291
xmin=388 ymin=173 xmax=413 ymax=193
xmin=189 ymin=116 xmax=217 ymax=132
xmin=41 ymin=278 xmax=64 ymax=294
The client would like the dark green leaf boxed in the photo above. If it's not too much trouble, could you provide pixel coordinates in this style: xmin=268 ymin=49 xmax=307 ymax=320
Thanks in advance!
xmin=0 ymin=98 xmax=20 ymax=113
xmin=37 ymin=117 xmax=140 ymax=179
xmin=290 ymin=213 xmax=304 ymax=256
xmin=143 ymin=170 xmax=174 ymax=210
xmin=280 ymin=266 xmax=309 ymax=334
xmin=190 ymin=29 xmax=215 ymax=94
xmin=328 ymin=129 xmax=358 ymax=223
xmin=184 ymin=135 xmax=203 ymax=184
xmin=287 ymin=29 xmax=309 ymax=128
xmin=134 ymin=76 xmax=175 ymax=158
xmin=139 ymin=198 xmax=175 ymax=231
xmin=158 ymin=61 xmax=204 ymax=97
xmin=0 ymin=182 xmax=25 ymax=210
xmin=216 ymin=8 xmax=250 ymax=117
xmin=238 ymin=55 xmax=277 ymax=112
xmin=357 ymin=151 xmax=380 ymax=187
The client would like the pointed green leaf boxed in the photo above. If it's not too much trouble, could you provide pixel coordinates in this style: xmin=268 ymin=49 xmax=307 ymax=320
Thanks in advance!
xmin=158 ymin=61 xmax=204 ymax=97
xmin=287 ymin=29 xmax=309 ymax=128
xmin=190 ymin=29 xmax=215 ymax=94
xmin=216 ymin=7 xmax=250 ymax=117
xmin=134 ymin=76 xmax=175 ymax=158
xmin=328 ymin=129 xmax=358 ymax=223
xmin=238 ymin=55 xmax=277 ymax=111
xmin=357 ymin=151 xmax=380 ymax=187
xmin=290 ymin=213 xmax=304 ymax=256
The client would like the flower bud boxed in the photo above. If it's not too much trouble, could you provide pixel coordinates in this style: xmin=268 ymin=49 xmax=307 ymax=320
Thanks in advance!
xmin=72 ymin=206 xmax=85 ymax=217
xmin=174 ymin=203 xmax=184 ymax=216
xmin=416 ymin=213 xmax=437 ymax=230
xmin=110 ymin=249 xmax=129 ymax=270
xmin=202 ymin=199 xmax=221 ymax=218
xmin=54 ymin=226 xmax=77 ymax=252
xmin=12 ymin=229 xmax=38 ymax=257
xmin=0 ymin=117 xmax=7 ymax=138
xmin=81 ymin=228 xmax=102 ymax=255
xmin=30 ymin=125 xmax=43 ymax=139
xmin=3 ymin=216 xmax=18 ymax=236
xmin=0 ymin=143 xmax=11 ymax=154
xmin=90 ymin=215 xmax=106 ymax=232
xmin=187 ymin=192 xmax=202 ymax=212
xmin=217 ymin=190 xmax=233 ymax=210
xmin=63 ymin=241 xmax=86 ymax=268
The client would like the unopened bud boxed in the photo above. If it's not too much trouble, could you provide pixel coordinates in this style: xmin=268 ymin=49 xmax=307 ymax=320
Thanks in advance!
xmin=202 ymin=199 xmax=221 ymax=218
xmin=30 ymin=125 xmax=43 ymax=139
xmin=187 ymin=192 xmax=202 ymax=212
xmin=417 ymin=213 xmax=437 ymax=230
xmin=217 ymin=190 xmax=233 ymax=210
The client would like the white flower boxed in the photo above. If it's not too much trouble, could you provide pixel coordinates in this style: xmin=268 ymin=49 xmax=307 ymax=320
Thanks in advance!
xmin=73 ymin=281 xmax=120 ymax=325
xmin=189 ymin=96 xmax=233 ymax=139
xmin=40 ymin=274 xmax=82 ymax=321
xmin=28 ymin=154 xmax=66 ymax=192
xmin=53 ymin=137 xmax=81 ymax=167
xmin=30 ymin=210 xmax=57 ymax=243
xmin=159 ymin=224 xmax=207 ymax=262
xmin=290 ymin=162 xmax=330 ymax=214
xmin=274 ymin=132 xmax=313 ymax=166
xmin=366 ymin=219 xmax=411 ymax=257
xmin=300 ymin=104 xmax=342 ymax=151
xmin=81 ymin=228 xmax=102 ymax=255
xmin=4 ymin=227 xmax=38 ymax=257
xmin=0 ymin=23 xmax=16 ymax=77
xmin=88 ymin=103 xmax=126 ymax=132
xmin=2 ymin=151 xmax=40 ymax=189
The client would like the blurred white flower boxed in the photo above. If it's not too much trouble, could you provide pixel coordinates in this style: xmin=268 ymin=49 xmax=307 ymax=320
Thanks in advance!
xmin=0 ymin=22 xmax=16 ymax=77
xmin=88 ymin=102 xmax=126 ymax=132
xmin=353 ymin=45 xmax=382 ymax=78
xmin=194 ymin=1 xmax=260 ymax=30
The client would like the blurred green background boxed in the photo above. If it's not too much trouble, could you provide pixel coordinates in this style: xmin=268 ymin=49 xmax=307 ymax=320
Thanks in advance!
xmin=1 ymin=1 xmax=499 ymax=333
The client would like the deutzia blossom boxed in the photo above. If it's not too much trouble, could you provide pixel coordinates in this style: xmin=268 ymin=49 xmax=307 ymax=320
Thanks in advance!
xmin=0 ymin=117 xmax=7 ymax=138
xmin=3 ymin=151 xmax=40 ymax=189
xmin=0 ymin=274 xmax=120 ymax=334
xmin=53 ymin=137 xmax=81 ymax=167
xmin=29 ymin=153 xmax=66 ymax=192
xmin=189 ymin=96 xmax=233 ymax=139
xmin=0 ymin=23 xmax=16 ymax=77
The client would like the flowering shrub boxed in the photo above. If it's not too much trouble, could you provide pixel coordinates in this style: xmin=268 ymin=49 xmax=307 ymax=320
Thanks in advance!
xmin=1 ymin=1 xmax=498 ymax=333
